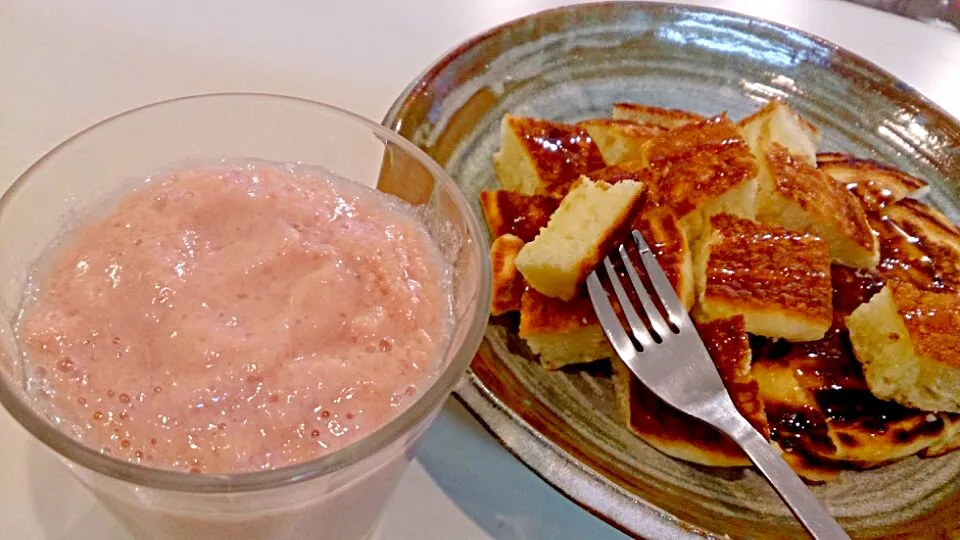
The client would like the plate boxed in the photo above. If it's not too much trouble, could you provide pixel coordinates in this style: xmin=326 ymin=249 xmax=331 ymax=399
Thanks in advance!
xmin=382 ymin=2 xmax=960 ymax=537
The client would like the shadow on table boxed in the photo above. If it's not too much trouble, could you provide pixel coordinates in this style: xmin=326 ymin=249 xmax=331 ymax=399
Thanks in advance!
xmin=414 ymin=399 xmax=627 ymax=540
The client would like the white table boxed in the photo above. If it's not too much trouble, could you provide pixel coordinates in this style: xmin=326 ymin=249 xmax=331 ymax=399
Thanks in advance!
xmin=1 ymin=1 xmax=959 ymax=538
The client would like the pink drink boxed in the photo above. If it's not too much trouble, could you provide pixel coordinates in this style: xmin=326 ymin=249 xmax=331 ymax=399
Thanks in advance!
xmin=15 ymin=160 xmax=450 ymax=474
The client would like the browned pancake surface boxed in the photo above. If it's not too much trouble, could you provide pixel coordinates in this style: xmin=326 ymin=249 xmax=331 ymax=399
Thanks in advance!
xmin=818 ymin=153 xmax=928 ymax=212
xmin=479 ymin=190 xmax=558 ymax=242
xmin=889 ymin=281 xmax=960 ymax=369
xmin=612 ymin=102 xmax=706 ymax=129
xmin=631 ymin=211 xmax=693 ymax=309
xmin=489 ymin=234 xmax=526 ymax=315
xmin=518 ymin=288 xmax=598 ymax=337
xmin=765 ymin=143 xmax=876 ymax=256
xmin=615 ymin=317 xmax=756 ymax=467
xmin=704 ymin=214 xmax=832 ymax=323
xmin=643 ymin=117 xmax=757 ymax=219
xmin=507 ymin=116 xmax=606 ymax=196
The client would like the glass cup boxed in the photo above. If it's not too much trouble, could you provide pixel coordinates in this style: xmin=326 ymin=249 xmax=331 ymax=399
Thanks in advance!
xmin=0 ymin=94 xmax=491 ymax=540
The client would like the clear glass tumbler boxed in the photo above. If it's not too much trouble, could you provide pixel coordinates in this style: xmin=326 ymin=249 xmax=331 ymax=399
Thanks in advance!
xmin=0 ymin=94 xmax=491 ymax=540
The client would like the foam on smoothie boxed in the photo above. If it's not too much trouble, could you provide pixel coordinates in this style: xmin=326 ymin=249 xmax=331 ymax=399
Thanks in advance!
xmin=14 ymin=160 xmax=450 ymax=474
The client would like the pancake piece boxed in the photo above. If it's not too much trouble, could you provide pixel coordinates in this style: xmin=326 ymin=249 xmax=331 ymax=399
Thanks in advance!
xmin=869 ymin=212 xmax=955 ymax=292
xmin=585 ymin=161 xmax=656 ymax=193
xmin=883 ymin=199 xmax=960 ymax=288
xmin=489 ymin=234 xmax=526 ymax=315
xmin=515 ymin=178 xmax=646 ymax=301
xmin=492 ymin=115 xmax=606 ymax=196
xmin=612 ymin=317 xmax=758 ymax=467
xmin=695 ymin=214 xmax=833 ymax=341
xmin=519 ymin=288 xmax=612 ymax=369
xmin=751 ymin=333 xmax=951 ymax=477
xmin=738 ymin=100 xmax=820 ymax=165
xmin=642 ymin=115 xmax=759 ymax=242
xmin=751 ymin=357 xmax=840 ymax=481
xmin=631 ymin=211 xmax=695 ymax=310
xmin=611 ymin=102 xmax=705 ymax=129
xmin=847 ymin=282 xmax=960 ymax=413
xmin=758 ymin=142 xmax=879 ymax=269
xmin=921 ymin=414 xmax=960 ymax=457
xmin=578 ymin=119 xmax=666 ymax=165
xmin=817 ymin=153 xmax=928 ymax=212
xmin=479 ymin=190 xmax=559 ymax=242
xmin=704 ymin=316 xmax=768 ymax=436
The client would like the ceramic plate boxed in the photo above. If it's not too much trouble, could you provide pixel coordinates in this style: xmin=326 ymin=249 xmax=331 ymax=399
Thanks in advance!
xmin=382 ymin=3 xmax=960 ymax=537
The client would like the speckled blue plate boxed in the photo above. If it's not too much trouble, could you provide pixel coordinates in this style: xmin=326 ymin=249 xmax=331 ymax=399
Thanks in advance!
xmin=382 ymin=3 xmax=960 ymax=538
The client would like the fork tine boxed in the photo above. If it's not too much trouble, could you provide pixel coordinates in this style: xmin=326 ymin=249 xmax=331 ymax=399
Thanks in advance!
xmin=632 ymin=230 xmax=687 ymax=326
xmin=601 ymin=256 xmax=655 ymax=349
xmin=617 ymin=244 xmax=672 ymax=339
xmin=586 ymin=272 xmax=638 ymax=360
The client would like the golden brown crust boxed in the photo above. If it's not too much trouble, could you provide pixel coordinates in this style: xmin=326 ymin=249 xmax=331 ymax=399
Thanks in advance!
xmin=890 ymin=281 xmax=960 ymax=368
xmin=884 ymin=199 xmax=960 ymax=288
xmin=703 ymin=214 xmax=833 ymax=329
xmin=764 ymin=143 xmax=876 ymax=256
xmin=754 ymin=331 xmax=957 ymax=468
xmin=921 ymin=414 xmax=960 ymax=457
xmin=643 ymin=116 xmax=758 ymax=219
xmin=489 ymin=234 xmax=526 ymax=315
xmin=817 ymin=153 xmax=928 ymax=212
xmin=577 ymin=118 xmax=667 ymax=138
xmin=612 ymin=359 xmax=751 ymax=467
xmin=611 ymin=103 xmax=706 ymax=129
xmin=613 ymin=316 xmax=764 ymax=468
xmin=870 ymin=213 xmax=949 ymax=291
xmin=578 ymin=119 xmax=666 ymax=165
xmin=518 ymin=287 xmax=599 ymax=337
xmin=869 ymin=201 xmax=960 ymax=293
xmin=700 ymin=316 xmax=768 ymax=437
xmin=583 ymin=160 xmax=656 ymax=192
xmin=631 ymin=210 xmax=694 ymax=309
xmin=479 ymin=190 xmax=559 ymax=242
xmin=504 ymin=115 xmax=606 ymax=196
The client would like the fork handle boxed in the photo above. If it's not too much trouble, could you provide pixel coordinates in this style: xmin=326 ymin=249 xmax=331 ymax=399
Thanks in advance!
xmin=722 ymin=418 xmax=850 ymax=539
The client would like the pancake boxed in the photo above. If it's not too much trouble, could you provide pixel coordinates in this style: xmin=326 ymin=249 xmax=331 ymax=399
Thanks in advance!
xmin=489 ymin=234 xmax=526 ymax=316
xmin=883 ymin=198 xmax=960 ymax=287
xmin=479 ymin=190 xmax=558 ymax=242
xmin=751 ymin=265 xmax=960 ymax=477
xmin=578 ymin=119 xmax=666 ymax=165
xmin=921 ymin=413 xmax=960 ymax=457
xmin=818 ymin=153 xmax=929 ymax=212
xmin=480 ymin=103 xmax=960 ymax=482
xmin=611 ymin=102 xmax=706 ymax=129
xmin=641 ymin=115 xmax=759 ymax=241
xmin=695 ymin=214 xmax=833 ymax=341
xmin=758 ymin=142 xmax=879 ymax=269
xmin=515 ymin=178 xmax=646 ymax=300
xmin=493 ymin=115 xmax=606 ymax=196
xmin=869 ymin=208 xmax=960 ymax=293
xmin=738 ymin=100 xmax=820 ymax=165
xmin=518 ymin=288 xmax=613 ymax=370
xmin=847 ymin=282 xmax=960 ymax=413
xmin=631 ymin=210 xmax=695 ymax=310
xmin=612 ymin=317 xmax=758 ymax=468
xmin=753 ymin=331 xmax=957 ymax=470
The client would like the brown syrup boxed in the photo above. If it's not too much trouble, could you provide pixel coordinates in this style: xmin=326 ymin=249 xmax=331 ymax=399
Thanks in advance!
xmin=753 ymin=264 xmax=947 ymax=468
xmin=488 ymin=191 xmax=558 ymax=242
xmin=517 ymin=121 xmax=606 ymax=195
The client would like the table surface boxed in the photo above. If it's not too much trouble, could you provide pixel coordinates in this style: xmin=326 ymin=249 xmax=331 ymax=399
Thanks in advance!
xmin=1 ymin=1 xmax=959 ymax=538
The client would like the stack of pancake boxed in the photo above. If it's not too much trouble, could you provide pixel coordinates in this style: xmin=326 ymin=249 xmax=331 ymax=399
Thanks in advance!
xmin=481 ymin=100 xmax=960 ymax=480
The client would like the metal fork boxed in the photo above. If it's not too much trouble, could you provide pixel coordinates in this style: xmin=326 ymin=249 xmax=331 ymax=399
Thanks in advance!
xmin=586 ymin=230 xmax=850 ymax=540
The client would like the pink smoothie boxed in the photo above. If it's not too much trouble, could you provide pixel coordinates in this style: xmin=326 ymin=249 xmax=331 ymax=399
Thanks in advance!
xmin=15 ymin=161 xmax=450 ymax=474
